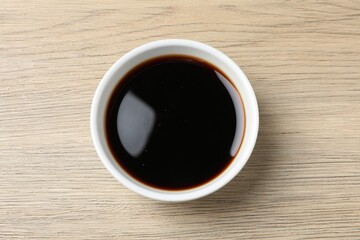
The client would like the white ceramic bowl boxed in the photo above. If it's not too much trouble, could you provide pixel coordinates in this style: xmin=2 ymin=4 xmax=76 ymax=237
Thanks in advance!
xmin=91 ymin=39 xmax=259 ymax=202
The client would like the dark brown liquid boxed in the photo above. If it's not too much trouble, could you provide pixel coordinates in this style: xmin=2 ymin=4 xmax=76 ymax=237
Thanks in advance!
xmin=105 ymin=55 xmax=245 ymax=190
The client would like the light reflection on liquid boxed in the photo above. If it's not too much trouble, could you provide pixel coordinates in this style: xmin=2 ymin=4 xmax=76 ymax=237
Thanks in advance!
xmin=215 ymin=71 xmax=245 ymax=157
xmin=117 ymin=91 xmax=156 ymax=157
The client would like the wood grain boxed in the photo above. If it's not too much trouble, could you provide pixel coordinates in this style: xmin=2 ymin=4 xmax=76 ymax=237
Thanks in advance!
xmin=1 ymin=0 xmax=360 ymax=239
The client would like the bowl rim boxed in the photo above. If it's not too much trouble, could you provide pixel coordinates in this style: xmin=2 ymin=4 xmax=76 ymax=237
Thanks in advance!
xmin=90 ymin=39 xmax=259 ymax=202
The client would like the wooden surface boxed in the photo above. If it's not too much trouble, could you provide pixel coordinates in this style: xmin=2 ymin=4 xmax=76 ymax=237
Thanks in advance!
xmin=1 ymin=0 xmax=360 ymax=239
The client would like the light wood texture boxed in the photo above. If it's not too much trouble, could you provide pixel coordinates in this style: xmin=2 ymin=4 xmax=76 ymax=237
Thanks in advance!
xmin=1 ymin=0 xmax=360 ymax=239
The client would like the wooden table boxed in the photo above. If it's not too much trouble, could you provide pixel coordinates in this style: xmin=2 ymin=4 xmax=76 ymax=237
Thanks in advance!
xmin=1 ymin=1 xmax=359 ymax=239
